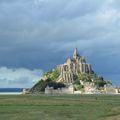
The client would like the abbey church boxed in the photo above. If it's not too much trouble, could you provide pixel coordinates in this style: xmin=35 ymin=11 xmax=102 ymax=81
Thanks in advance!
xmin=57 ymin=48 xmax=93 ymax=83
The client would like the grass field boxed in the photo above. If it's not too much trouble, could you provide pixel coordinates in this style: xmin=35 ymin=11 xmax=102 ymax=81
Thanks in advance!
xmin=0 ymin=94 xmax=120 ymax=120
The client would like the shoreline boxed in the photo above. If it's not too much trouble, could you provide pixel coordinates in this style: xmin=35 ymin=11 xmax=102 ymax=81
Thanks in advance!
xmin=0 ymin=92 xmax=22 ymax=95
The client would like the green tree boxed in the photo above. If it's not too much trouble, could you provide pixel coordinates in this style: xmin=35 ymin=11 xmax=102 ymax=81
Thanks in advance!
xmin=51 ymin=69 xmax=60 ymax=81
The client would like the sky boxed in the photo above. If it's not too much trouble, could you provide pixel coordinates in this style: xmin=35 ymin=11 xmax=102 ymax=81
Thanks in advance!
xmin=0 ymin=0 xmax=120 ymax=88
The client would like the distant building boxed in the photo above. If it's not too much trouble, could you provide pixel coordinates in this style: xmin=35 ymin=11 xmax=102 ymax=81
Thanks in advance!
xmin=80 ymin=80 xmax=98 ymax=94
xmin=31 ymin=48 xmax=119 ymax=95
xmin=104 ymin=85 xmax=119 ymax=94
xmin=57 ymin=48 xmax=93 ymax=83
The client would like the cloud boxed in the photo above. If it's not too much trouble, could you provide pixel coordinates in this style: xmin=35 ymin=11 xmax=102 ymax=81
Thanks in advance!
xmin=0 ymin=0 xmax=120 ymax=85
xmin=0 ymin=67 xmax=43 ymax=88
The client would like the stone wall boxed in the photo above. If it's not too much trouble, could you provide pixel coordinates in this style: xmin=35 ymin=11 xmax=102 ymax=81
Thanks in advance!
xmin=45 ymin=84 xmax=74 ymax=94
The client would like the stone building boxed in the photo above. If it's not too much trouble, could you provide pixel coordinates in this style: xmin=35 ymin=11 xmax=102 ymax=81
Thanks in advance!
xmin=80 ymin=80 xmax=98 ymax=94
xmin=57 ymin=48 xmax=93 ymax=84
xmin=104 ymin=85 xmax=119 ymax=94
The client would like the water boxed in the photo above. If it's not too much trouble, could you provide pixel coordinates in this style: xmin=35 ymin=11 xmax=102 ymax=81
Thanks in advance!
xmin=0 ymin=88 xmax=23 ymax=95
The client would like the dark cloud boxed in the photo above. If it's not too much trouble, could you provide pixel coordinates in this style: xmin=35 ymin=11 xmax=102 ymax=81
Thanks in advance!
xmin=0 ymin=0 xmax=120 ymax=87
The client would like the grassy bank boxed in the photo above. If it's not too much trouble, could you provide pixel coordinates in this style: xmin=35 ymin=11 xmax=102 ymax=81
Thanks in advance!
xmin=0 ymin=94 xmax=120 ymax=120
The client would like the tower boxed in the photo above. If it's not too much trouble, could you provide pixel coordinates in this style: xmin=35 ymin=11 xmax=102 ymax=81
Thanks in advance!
xmin=73 ymin=48 xmax=80 ymax=59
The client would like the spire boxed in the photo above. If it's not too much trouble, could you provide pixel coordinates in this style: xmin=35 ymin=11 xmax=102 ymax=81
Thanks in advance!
xmin=73 ymin=48 xmax=79 ymax=59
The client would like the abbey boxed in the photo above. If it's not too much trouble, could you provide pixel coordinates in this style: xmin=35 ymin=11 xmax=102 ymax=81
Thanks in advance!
xmin=57 ymin=48 xmax=93 ymax=83
xmin=30 ymin=48 xmax=119 ymax=94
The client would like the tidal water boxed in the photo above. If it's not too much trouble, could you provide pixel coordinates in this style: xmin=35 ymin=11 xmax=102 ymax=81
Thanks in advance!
xmin=0 ymin=88 xmax=23 ymax=95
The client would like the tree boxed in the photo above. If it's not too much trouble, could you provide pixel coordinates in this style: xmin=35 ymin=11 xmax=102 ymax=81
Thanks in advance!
xmin=44 ymin=69 xmax=60 ymax=81
xmin=51 ymin=69 xmax=60 ymax=81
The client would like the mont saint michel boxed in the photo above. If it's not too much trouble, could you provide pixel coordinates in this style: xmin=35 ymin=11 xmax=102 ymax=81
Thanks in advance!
xmin=29 ymin=49 xmax=120 ymax=94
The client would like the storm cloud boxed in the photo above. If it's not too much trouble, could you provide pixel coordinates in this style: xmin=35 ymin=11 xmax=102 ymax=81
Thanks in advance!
xmin=0 ymin=0 xmax=120 ymax=87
